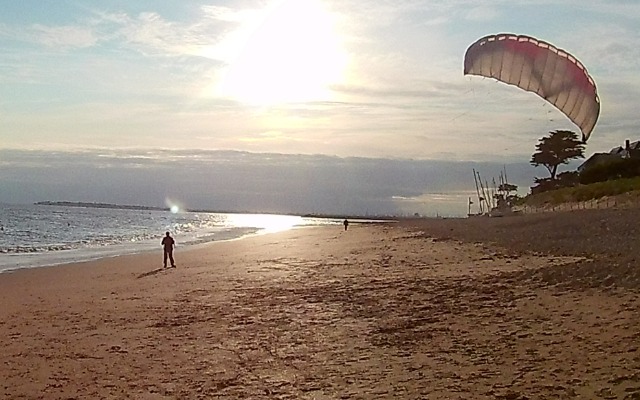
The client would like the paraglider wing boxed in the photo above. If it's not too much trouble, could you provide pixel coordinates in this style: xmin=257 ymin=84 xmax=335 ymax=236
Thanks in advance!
xmin=463 ymin=33 xmax=600 ymax=141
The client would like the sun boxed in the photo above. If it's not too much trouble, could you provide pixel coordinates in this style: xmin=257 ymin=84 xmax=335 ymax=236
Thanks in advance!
xmin=219 ymin=0 xmax=348 ymax=105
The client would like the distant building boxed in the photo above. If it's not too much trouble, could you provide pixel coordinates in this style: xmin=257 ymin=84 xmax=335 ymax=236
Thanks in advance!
xmin=578 ymin=139 xmax=640 ymax=173
xmin=608 ymin=139 xmax=640 ymax=158
xmin=578 ymin=153 xmax=623 ymax=173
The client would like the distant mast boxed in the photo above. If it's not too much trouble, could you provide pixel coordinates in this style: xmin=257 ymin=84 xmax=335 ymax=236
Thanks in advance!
xmin=472 ymin=169 xmax=484 ymax=215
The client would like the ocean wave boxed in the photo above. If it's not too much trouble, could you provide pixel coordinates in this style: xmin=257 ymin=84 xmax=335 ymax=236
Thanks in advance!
xmin=0 ymin=205 xmax=344 ymax=272
xmin=0 ymin=244 xmax=74 ymax=254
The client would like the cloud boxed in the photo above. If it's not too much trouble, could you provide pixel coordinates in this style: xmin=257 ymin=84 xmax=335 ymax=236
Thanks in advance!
xmin=200 ymin=5 xmax=256 ymax=23
xmin=1 ymin=1 xmax=638 ymax=164
xmin=113 ymin=11 xmax=225 ymax=57
xmin=463 ymin=6 xmax=502 ymax=21
xmin=0 ymin=148 xmax=538 ymax=217
xmin=31 ymin=24 xmax=97 ymax=48
xmin=0 ymin=6 xmax=235 ymax=61
xmin=0 ymin=23 xmax=97 ymax=50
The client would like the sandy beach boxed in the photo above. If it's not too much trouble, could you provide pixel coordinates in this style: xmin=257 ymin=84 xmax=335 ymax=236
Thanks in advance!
xmin=1 ymin=210 xmax=639 ymax=399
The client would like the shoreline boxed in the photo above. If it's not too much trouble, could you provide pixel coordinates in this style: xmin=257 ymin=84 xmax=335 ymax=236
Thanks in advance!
xmin=0 ymin=217 xmax=392 ymax=274
xmin=0 ymin=219 xmax=353 ymax=274
xmin=0 ymin=226 xmax=259 ymax=274
xmin=0 ymin=204 xmax=367 ymax=274
xmin=1 ymin=216 xmax=638 ymax=399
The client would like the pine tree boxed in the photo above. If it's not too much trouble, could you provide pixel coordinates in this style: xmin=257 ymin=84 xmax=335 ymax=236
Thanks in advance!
xmin=530 ymin=130 xmax=585 ymax=180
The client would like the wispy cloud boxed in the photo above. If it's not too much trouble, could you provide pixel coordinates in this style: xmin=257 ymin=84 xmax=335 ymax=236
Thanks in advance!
xmin=113 ymin=11 xmax=225 ymax=57
xmin=463 ymin=6 xmax=502 ymax=21
xmin=30 ymin=24 xmax=97 ymax=49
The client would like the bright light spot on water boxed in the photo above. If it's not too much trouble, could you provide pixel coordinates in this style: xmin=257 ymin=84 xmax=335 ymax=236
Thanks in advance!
xmin=225 ymin=213 xmax=303 ymax=233
xmin=165 ymin=197 xmax=185 ymax=214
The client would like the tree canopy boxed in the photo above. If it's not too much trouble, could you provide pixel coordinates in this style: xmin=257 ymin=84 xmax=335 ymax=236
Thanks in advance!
xmin=530 ymin=130 xmax=585 ymax=180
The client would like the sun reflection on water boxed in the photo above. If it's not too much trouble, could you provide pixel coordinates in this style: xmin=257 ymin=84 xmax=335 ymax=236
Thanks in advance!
xmin=223 ymin=213 xmax=304 ymax=233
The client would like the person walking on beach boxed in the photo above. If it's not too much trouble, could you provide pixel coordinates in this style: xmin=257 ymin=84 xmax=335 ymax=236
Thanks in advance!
xmin=343 ymin=219 xmax=349 ymax=231
xmin=161 ymin=231 xmax=176 ymax=268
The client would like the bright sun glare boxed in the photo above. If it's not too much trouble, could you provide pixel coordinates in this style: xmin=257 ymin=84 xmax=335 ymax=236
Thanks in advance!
xmin=225 ymin=213 xmax=303 ymax=233
xmin=219 ymin=0 xmax=348 ymax=105
xmin=166 ymin=198 xmax=183 ymax=214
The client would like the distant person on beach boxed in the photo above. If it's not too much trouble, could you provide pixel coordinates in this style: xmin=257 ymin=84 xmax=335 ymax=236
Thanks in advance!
xmin=161 ymin=231 xmax=176 ymax=268
xmin=343 ymin=219 xmax=349 ymax=231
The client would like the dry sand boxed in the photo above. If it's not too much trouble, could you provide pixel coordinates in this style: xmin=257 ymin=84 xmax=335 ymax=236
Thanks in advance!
xmin=1 ymin=209 xmax=639 ymax=399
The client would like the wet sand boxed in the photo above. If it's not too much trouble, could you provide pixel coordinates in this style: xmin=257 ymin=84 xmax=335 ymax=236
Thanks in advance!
xmin=1 ymin=210 xmax=639 ymax=399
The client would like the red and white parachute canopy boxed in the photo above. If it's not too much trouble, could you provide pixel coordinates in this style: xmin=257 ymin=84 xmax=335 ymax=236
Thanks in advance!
xmin=464 ymin=33 xmax=600 ymax=141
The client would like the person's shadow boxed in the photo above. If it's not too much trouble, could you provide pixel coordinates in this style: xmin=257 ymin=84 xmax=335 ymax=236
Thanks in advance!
xmin=136 ymin=267 xmax=171 ymax=279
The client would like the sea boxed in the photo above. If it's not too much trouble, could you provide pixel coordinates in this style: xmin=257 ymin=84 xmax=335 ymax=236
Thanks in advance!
xmin=0 ymin=203 xmax=347 ymax=273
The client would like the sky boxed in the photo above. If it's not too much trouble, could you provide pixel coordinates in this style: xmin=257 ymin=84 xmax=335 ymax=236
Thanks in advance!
xmin=1 ymin=1 xmax=639 ymax=216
